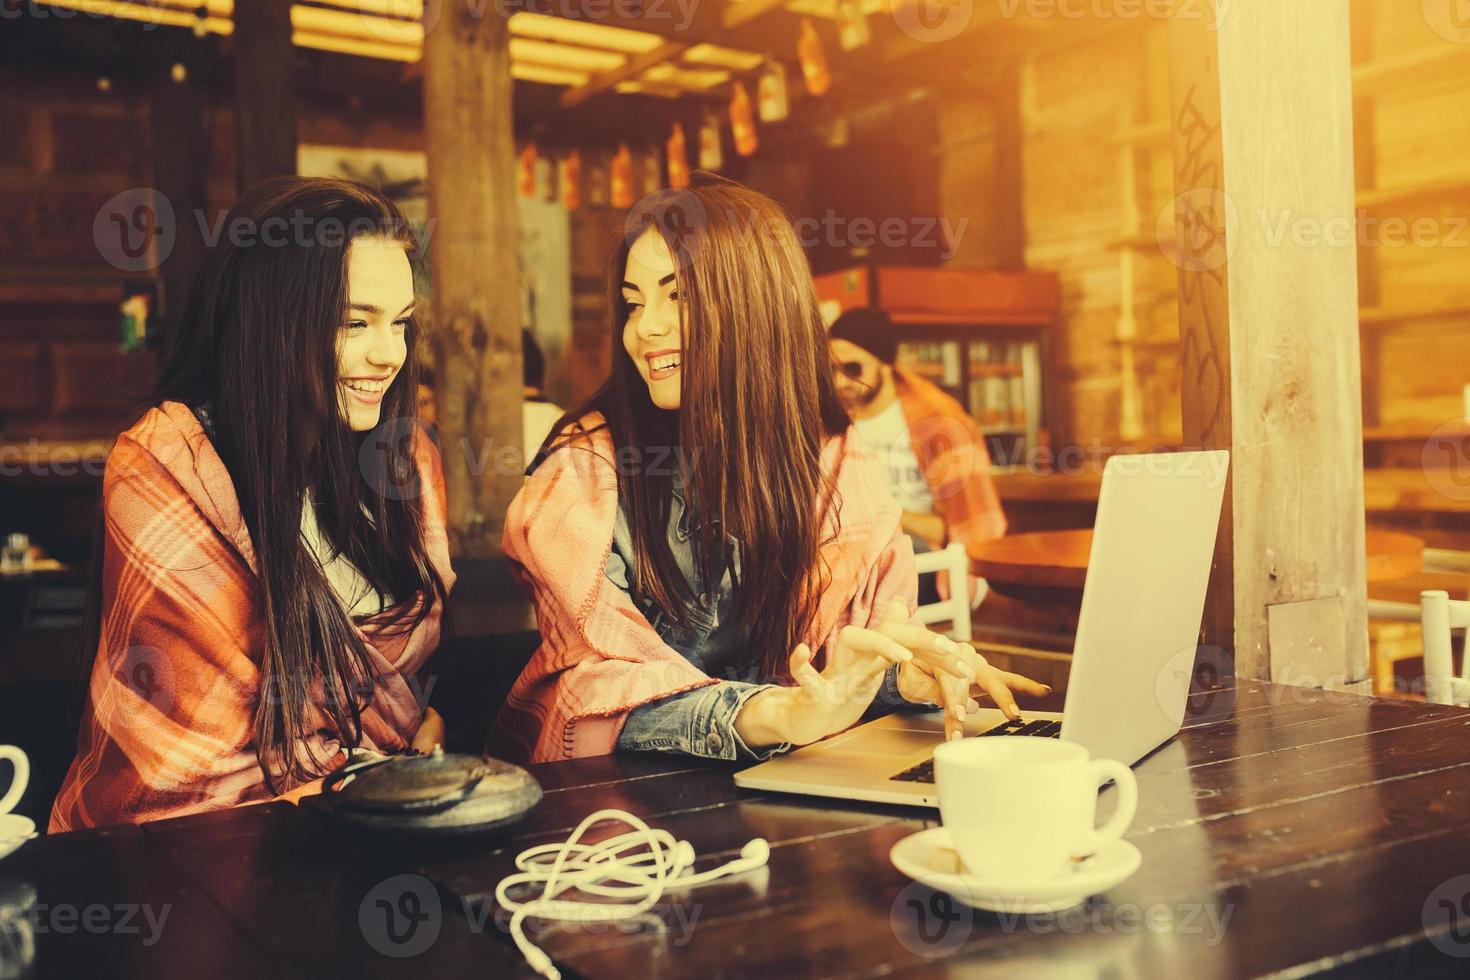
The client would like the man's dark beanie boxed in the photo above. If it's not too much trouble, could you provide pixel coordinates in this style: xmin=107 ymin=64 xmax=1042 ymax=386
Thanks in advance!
xmin=829 ymin=307 xmax=898 ymax=365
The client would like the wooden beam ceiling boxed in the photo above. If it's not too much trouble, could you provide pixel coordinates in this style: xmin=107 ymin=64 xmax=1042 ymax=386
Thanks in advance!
xmin=723 ymin=0 xmax=794 ymax=31
xmin=7 ymin=0 xmax=1072 ymax=145
xmin=560 ymin=40 xmax=689 ymax=109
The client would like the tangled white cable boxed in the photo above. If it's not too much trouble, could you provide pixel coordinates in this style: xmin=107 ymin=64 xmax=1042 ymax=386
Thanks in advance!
xmin=494 ymin=808 xmax=770 ymax=980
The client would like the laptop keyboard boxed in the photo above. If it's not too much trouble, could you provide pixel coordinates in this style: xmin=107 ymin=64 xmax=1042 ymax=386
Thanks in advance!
xmin=889 ymin=718 xmax=1064 ymax=784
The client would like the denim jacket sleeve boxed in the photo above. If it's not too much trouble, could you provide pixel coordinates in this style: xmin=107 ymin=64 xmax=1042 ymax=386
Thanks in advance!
xmin=621 ymin=663 xmax=922 ymax=758
xmin=618 ymin=681 xmax=792 ymax=762
xmin=860 ymin=662 xmax=926 ymax=722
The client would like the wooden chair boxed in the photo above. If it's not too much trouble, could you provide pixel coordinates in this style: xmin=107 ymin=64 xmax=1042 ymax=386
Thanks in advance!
xmin=912 ymin=542 xmax=973 ymax=642
xmin=1422 ymin=590 xmax=1470 ymax=706
xmin=1364 ymin=549 xmax=1470 ymax=696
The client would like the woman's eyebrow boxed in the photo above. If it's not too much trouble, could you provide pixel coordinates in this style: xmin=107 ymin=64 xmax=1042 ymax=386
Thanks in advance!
xmin=620 ymin=281 xmax=642 ymax=293
xmin=347 ymin=301 xmax=416 ymax=316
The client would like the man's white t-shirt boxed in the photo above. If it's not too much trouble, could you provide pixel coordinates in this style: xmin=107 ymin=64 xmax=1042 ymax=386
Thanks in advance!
xmin=853 ymin=399 xmax=934 ymax=515
xmin=524 ymin=400 xmax=565 ymax=467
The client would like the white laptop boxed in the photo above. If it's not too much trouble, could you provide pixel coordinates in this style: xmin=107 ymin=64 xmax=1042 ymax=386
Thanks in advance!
xmin=734 ymin=449 xmax=1229 ymax=807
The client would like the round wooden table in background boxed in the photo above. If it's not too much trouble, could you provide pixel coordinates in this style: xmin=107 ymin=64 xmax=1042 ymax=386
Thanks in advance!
xmin=969 ymin=528 xmax=1425 ymax=601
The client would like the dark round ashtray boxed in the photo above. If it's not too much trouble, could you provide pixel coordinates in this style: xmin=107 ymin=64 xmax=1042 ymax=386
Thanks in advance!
xmin=307 ymin=748 xmax=542 ymax=838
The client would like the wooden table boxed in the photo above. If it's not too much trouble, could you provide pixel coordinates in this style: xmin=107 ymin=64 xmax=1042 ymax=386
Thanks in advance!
xmin=970 ymin=528 xmax=1425 ymax=601
xmin=7 ymin=680 xmax=1470 ymax=977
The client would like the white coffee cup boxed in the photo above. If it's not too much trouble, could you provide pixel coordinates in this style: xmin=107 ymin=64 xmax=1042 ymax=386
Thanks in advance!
xmin=0 ymin=746 xmax=28 ymax=816
xmin=933 ymin=736 xmax=1137 ymax=880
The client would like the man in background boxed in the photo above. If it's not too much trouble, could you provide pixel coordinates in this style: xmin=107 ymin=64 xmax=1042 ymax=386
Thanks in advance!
xmin=829 ymin=308 xmax=1007 ymax=601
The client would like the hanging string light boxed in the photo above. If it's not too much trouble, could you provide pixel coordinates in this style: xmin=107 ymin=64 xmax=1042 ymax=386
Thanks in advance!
xmin=797 ymin=18 xmax=831 ymax=96
xmin=610 ymin=143 xmax=634 ymax=208
xmin=518 ymin=143 xmax=538 ymax=198
xmin=666 ymin=123 xmax=690 ymax=189
xmin=559 ymin=149 xmax=581 ymax=210
xmin=730 ymin=81 xmax=758 ymax=157
xmin=698 ymin=113 xmax=723 ymax=171
xmin=757 ymin=62 xmax=789 ymax=123
xmin=835 ymin=0 xmax=871 ymax=51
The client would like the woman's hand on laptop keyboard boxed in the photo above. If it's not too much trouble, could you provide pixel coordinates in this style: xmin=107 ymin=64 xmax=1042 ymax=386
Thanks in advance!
xmin=734 ymin=614 xmax=917 ymax=748
xmin=869 ymin=599 xmax=1052 ymax=742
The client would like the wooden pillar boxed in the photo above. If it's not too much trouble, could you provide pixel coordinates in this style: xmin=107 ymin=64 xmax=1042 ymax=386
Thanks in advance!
xmin=423 ymin=3 xmax=523 ymax=561
xmin=1164 ymin=0 xmax=1369 ymax=689
xmin=232 ymin=0 xmax=297 ymax=193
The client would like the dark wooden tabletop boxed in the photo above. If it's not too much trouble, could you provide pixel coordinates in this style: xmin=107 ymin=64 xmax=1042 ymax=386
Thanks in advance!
xmin=969 ymin=529 xmax=1426 ymax=597
xmin=6 ymin=678 xmax=1470 ymax=978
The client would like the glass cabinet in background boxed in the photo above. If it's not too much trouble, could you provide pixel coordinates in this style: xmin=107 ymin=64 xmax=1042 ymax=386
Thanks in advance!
xmin=813 ymin=265 xmax=1060 ymax=471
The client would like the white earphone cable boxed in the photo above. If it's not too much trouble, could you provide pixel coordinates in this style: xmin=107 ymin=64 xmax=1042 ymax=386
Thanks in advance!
xmin=495 ymin=808 xmax=770 ymax=980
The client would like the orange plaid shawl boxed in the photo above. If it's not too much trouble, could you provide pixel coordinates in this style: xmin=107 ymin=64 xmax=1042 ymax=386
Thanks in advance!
xmin=491 ymin=414 xmax=919 ymax=764
xmin=50 ymin=402 xmax=454 ymax=832
xmin=892 ymin=367 xmax=1008 ymax=551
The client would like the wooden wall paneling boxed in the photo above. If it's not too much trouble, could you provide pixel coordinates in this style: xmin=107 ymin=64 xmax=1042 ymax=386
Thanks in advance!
xmin=1377 ymin=321 xmax=1470 ymax=425
xmin=935 ymin=96 xmax=1002 ymax=270
xmin=0 ymin=186 xmax=32 ymax=267
xmin=49 ymin=107 xmax=142 ymax=179
xmin=1019 ymin=24 xmax=1181 ymax=449
xmin=50 ymin=344 xmax=155 ymax=418
xmin=1352 ymin=0 xmax=1470 ymax=433
xmin=0 ymin=101 xmax=31 ymax=171
xmin=1165 ymin=0 xmax=1369 ymax=686
xmin=0 ymin=343 xmax=44 ymax=415
xmin=152 ymin=65 xmax=210 ymax=349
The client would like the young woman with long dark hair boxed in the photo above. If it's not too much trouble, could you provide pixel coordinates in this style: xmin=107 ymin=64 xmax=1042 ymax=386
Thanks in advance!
xmin=51 ymin=177 xmax=453 ymax=830
xmin=494 ymin=175 xmax=1046 ymax=763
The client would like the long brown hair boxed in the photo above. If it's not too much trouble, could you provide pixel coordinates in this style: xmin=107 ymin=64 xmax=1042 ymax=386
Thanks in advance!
xmin=79 ymin=177 xmax=447 ymax=791
xmin=542 ymin=174 xmax=851 ymax=680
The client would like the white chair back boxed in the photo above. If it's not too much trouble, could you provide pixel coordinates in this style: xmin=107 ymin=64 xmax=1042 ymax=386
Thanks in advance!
xmin=912 ymin=542 xmax=973 ymax=642
xmin=1421 ymin=589 xmax=1470 ymax=705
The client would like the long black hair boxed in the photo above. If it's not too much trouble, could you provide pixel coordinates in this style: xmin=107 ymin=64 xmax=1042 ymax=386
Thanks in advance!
xmin=80 ymin=176 xmax=447 ymax=791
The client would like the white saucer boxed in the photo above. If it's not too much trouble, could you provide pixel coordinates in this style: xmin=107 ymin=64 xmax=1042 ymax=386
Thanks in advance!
xmin=890 ymin=826 xmax=1141 ymax=914
xmin=0 ymin=813 xmax=37 ymax=862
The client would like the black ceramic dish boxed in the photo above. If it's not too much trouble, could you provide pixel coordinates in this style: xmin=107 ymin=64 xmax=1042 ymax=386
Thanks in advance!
xmin=307 ymin=748 xmax=543 ymax=837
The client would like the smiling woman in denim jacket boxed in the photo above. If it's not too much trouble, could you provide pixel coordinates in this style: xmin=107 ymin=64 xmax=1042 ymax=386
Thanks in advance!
xmin=492 ymin=175 xmax=1048 ymax=765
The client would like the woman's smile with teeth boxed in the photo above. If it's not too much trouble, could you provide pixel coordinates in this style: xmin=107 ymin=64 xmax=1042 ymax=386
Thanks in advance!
xmin=646 ymin=352 xmax=681 ymax=380
xmin=343 ymin=378 xmax=388 ymax=393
